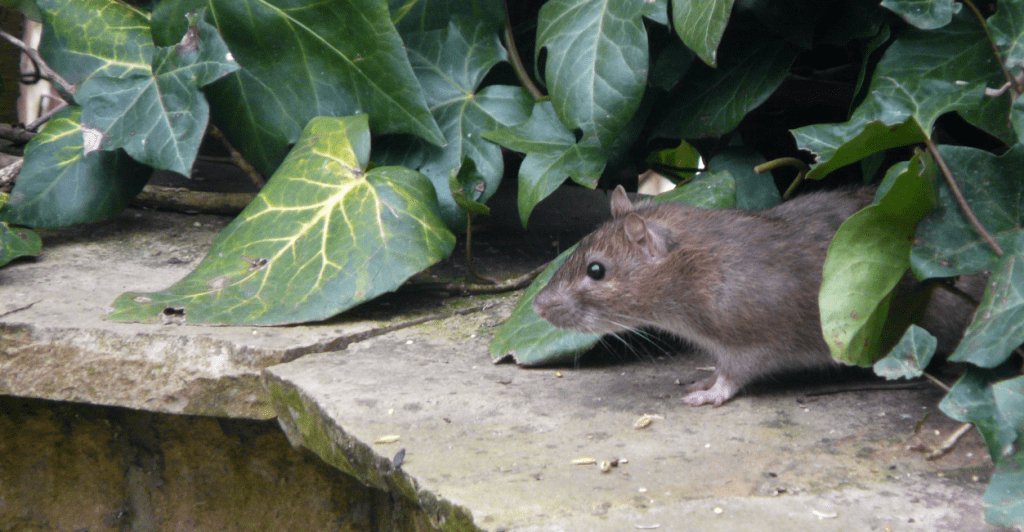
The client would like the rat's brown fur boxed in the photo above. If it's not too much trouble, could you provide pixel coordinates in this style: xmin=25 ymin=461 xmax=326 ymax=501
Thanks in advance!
xmin=533 ymin=186 xmax=982 ymax=406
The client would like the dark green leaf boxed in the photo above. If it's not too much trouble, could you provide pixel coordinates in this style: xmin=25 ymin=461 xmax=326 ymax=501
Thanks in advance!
xmin=979 ymin=375 xmax=1024 ymax=528
xmin=491 ymin=171 xmax=736 ymax=365
xmin=449 ymin=159 xmax=490 ymax=216
xmin=658 ymin=17 xmax=799 ymax=139
xmin=163 ymin=0 xmax=445 ymax=176
xmin=375 ymin=18 xmax=531 ymax=228
xmin=75 ymin=12 xmax=240 ymax=175
xmin=641 ymin=0 xmax=669 ymax=25
xmin=107 ymin=115 xmax=456 ymax=325
xmin=1 ymin=0 xmax=42 ymax=20
xmin=482 ymin=101 xmax=605 ymax=227
xmin=940 ymin=367 xmax=1019 ymax=461
xmin=0 ymin=107 xmax=152 ymax=228
xmin=706 ymin=147 xmax=779 ymax=210
xmin=654 ymin=170 xmax=736 ymax=208
xmin=988 ymin=0 xmax=1024 ymax=68
xmin=536 ymin=0 xmax=648 ymax=150
xmin=820 ymin=153 xmax=936 ymax=365
xmin=872 ymin=324 xmax=937 ymax=380
xmin=672 ymin=0 xmax=734 ymax=66
xmin=0 ymin=223 xmax=42 ymax=267
xmin=880 ymin=0 xmax=958 ymax=29
xmin=489 ymin=244 xmax=602 ymax=366
xmin=391 ymin=0 xmax=503 ymax=34
xmin=951 ymin=246 xmax=1024 ymax=368
xmin=912 ymin=145 xmax=1024 ymax=278
xmin=38 ymin=0 xmax=153 ymax=85
xmin=793 ymin=11 xmax=994 ymax=180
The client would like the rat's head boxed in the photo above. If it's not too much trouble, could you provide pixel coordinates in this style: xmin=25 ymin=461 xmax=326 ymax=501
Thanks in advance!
xmin=532 ymin=186 xmax=675 ymax=334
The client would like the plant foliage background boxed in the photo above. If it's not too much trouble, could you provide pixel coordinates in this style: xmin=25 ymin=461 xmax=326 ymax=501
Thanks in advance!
xmin=0 ymin=0 xmax=1021 ymax=525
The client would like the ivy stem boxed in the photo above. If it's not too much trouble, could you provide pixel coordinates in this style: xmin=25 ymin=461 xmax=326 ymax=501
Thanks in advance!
xmin=502 ymin=0 xmax=544 ymax=101
xmin=465 ymin=213 xmax=499 ymax=285
xmin=209 ymin=126 xmax=266 ymax=189
xmin=923 ymin=136 xmax=1004 ymax=256
xmin=0 ymin=29 xmax=76 ymax=97
xmin=921 ymin=370 xmax=951 ymax=392
xmin=961 ymin=0 xmax=1024 ymax=95
xmin=754 ymin=157 xmax=809 ymax=199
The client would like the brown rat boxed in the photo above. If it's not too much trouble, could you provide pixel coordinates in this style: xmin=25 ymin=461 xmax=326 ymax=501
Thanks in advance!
xmin=532 ymin=185 xmax=981 ymax=406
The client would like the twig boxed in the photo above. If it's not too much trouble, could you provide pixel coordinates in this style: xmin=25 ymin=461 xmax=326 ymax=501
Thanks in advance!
xmin=405 ymin=261 xmax=550 ymax=295
xmin=961 ymin=0 xmax=1023 ymax=95
xmin=0 ymin=29 xmax=75 ymax=97
xmin=208 ymin=126 xmax=265 ymax=189
xmin=0 ymin=158 xmax=23 ymax=191
xmin=131 ymin=185 xmax=256 ymax=215
xmin=925 ymin=422 xmax=974 ymax=460
xmin=502 ymin=0 xmax=544 ymax=100
xmin=921 ymin=371 xmax=951 ymax=392
xmin=754 ymin=157 xmax=809 ymax=199
xmin=0 ymin=123 xmax=37 ymax=143
xmin=25 ymin=99 xmax=68 ymax=132
xmin=923 ymin=136 xmax=1003 ymax=256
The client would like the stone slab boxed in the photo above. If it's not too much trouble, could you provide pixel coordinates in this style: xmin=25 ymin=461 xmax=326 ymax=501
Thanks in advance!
xmin=0 ymin=208 xmax=481 ymax=418
xmin=264 ymin=313 xmax=1003 ymax=532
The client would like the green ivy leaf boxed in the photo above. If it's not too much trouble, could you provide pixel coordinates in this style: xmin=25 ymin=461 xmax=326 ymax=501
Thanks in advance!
xmin=449 ymin=159 xmax=490 ymax=216
xmin=672 ymin=0 xmax=734 ymax=66
xmin=489 ymin=244 xmax=602 ymax=366
xmin=0 ymin=223 xmax=42 ymax=267
xmin=536 ymin=0 xmax=648 ymax=150
xmin=490 ymin=170 xmax=737 ymax=365
xmin=987 ymin=0 xmax=1024 ymax=68
xmin=658 ymin=16 xmax=799 ymax=139
xmin=107 ymin=115 xmax=456 ymax=325
xmin=155 ymin=0 xmax=445 ymax=177
xmin=0 ymin=107 xmax=152 ymax=228
xmin=951 ymin=245 xmax=1024 ymax=368
xmin=482 ymin=101 xmax=605 ymax=227
xmin=912 ymin=145 xmax=1024 ymax=278
xmin=38 ymin=0 xmax=153 ymax=85
xmin=872 ymin=324 xmax=937 ymax=380
xmin=820 ymin=152 xmax=936 ymax=365
xmin=940 ymin=367 xmax=1019 ymax=461
xmin=76 ymin=11 xmax=239 ymax=175
xmin=880 ymin=0 xmax=958 ymax=29
xmin=705 ymin=147 xmax=779 ymax=210
xmin=391 ymin=0 xmax=503 ymax=34
xmin=793 ymin=10 xmax=993 ymax=180
xmin=374 ymin=18 xmax=531 ymax=229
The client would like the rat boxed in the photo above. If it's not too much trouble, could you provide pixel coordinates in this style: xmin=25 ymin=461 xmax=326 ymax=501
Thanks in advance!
xmin=532 ymin=185 xmax=981 ymax=406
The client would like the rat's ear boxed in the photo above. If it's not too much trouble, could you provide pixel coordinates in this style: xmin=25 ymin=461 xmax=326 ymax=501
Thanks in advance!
xmin=623 ymin=212 xmax=668 ymax=260
xmin=610 ymin=185 xmax=633 ymax=219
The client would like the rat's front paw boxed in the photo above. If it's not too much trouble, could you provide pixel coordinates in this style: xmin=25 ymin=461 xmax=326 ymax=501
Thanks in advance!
xmin=682 ymin=373 xmax=735 ymax=407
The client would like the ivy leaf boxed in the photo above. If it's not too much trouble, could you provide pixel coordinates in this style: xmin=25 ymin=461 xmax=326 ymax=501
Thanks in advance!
xmin=940 ymin=367 xmax=1020 ymax=461
xmin=0 ymin=107 xmax=152 ymax=228
xmin=912 ymin=145 xmax=1024 ymax=279
xmin=989 ymin=0 xmax=1024 ymax=68
xmin=482 ymin=101 xmax=605 ymax=227
xmin=490 ymin=171 xmax=737 ymax=365
xmin=75 ymin=11 xmax=239 ymax=175
xmin=706 ymin=147 xmax=779 ymax=210
xmin=880 ymin=0 xmax=958 ymax=30
xmin=820 ymin=152 xmax=936 ymax=365
xmin=153 ymin=0 xmax=445 ymax=177
xmin=672 ymin=0 xmax=734 ymax=66
xmin=536 ymin=0 xmax=648 ymax=150
xmin=374 ymin=18 xmax=531 ymax=229
xmin=107 ymin=115 xmax=456 ymax=325
xmin=449 ymin=159 xmax=489 ymax=217
xmin=793 ymin=11 xmax=993 ymax=180
xmin=985 ymin=374 xmax=1024 ymax=528
xmin=950 ymin=246 xmax=1024 ymax=368
xmin=0 ymin=223 xmax=42 ymax=267
xmin=872 ymin=324 xmax=937 ymax=380
xmin=490 ymin=244 xmax=602 ymax=366
xmin=38 ymin=0 xmax=153 ymax=85
xmin=390 ymin=0 xmax=503 ymax=34
xmin=658 ymin=16 xmax=799 ymax=140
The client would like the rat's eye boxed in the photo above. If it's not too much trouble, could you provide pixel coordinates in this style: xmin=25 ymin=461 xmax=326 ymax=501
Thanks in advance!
xmin=586 ymin=261 xmax=606 ymax=280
